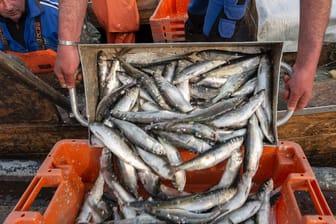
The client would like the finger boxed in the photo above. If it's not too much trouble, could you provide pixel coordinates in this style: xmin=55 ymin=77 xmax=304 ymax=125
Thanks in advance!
xmin=54 ymin=71 xmax=67 ymax=88
xmin=76 ymin=71 xmax=83 ymax=81
xmin=283 ymin=74 xmax=291 ymax=83
xmin=281 ymin=81 xmax=290 ymax=100
xmin=281 ymin=88 xmax=290 ymax=101
xmin=64 ymin=73 xmax=75 ymax=89
xmin=287 ymin=90 xmax=300 ymax=111
xmin=295 ymin=93 xmax=310 ymax=111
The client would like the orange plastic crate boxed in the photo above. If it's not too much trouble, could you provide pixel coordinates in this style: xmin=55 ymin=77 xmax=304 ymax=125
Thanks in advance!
xmin=4 ymin=139 xmax=336 ymax=224
xmin=150 ymin=0 xmax=190 ymax=42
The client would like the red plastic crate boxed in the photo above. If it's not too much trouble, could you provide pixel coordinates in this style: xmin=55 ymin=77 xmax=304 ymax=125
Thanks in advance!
xmin=4 ymin=139 xmax=336 ymax=224
xmin=150 ymin=0 xmax=190 ymax=42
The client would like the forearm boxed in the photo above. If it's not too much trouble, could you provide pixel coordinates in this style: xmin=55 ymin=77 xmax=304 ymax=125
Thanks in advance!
xmin=296 ymin=0 xmax=331 ymax=71
xmin=283 ymin=0 xmax=331 ymax=111
xmin=58 ymin=0 xmax=88 ymax=42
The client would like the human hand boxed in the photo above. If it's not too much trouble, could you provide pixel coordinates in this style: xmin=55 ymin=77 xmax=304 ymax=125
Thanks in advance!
xmin=281 ymin=64 xmax=315 ymax=111
xmin=54 ymin=45 xmax=80 ymax=89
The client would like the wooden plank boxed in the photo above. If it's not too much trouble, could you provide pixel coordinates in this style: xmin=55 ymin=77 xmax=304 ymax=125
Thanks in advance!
xmin=278 ymin=111 xmax=336 ymax=167
xmin=0 ymin=72 xmax=60 ymax=123
xmin=0 ymin=123 xmax=87 ymax=157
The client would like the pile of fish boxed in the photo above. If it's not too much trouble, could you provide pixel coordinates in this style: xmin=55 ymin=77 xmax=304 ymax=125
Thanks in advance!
xmin=77 ymin=47 xmax=279 ymax=223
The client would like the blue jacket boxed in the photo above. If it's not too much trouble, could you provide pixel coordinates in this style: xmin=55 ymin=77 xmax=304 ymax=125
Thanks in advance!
xmin=188 ymin=0 xmax=250 ymax=38
xmin=0 ymin=0 xmax=58 ymax=52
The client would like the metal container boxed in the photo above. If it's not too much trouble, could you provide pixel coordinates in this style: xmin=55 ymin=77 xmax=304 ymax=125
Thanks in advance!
xmin=71 ymin=42 xmax=292 ymax=146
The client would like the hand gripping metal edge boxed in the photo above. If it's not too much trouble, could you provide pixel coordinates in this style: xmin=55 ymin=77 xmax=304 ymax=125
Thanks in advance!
xmin=277 ymin=62 xmax=294 ymax=127
xmin=68 ymin=68 xmax=88 ymax=127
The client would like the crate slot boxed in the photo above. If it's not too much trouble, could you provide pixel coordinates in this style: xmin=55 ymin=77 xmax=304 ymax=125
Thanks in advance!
xmin=150 ymin=0 xmax=190 ymax=42
xmin=29 ymin=186 xmax=57 ymax=214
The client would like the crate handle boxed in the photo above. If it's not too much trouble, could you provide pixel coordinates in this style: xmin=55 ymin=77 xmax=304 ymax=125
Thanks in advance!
xmin=69 ymin=68 xmax=88 ymax=127
xmin=283 ymin=176 xmax=334 ymax=222
xmin=277 ymin=62 xmax=294 ymax=126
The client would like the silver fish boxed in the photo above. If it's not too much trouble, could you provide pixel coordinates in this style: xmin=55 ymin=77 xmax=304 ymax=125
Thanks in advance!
xmin=136 ymin=146 xmax=173 ymax=180
xmin=137 ymin=169 xmax=161 ymax=197
xmin=193 ymin=49 xmax=248 ymax=61
xmin=211 ymin=67 xmax=257 ymax=103
xmin=104 ymin=212 xmax=166 ymax=224
xmin=212 ymin=172 xmax=253 ymax=222
xmin=194 ymin=76 xmax=228 ymax=88
xmin=211 ymin=56 xmax=260 ymax=103
xmin=112 ymin=86 xmax=140 ymax=112
xmin=244 ymin=113 xmax=264 ymax=176
xmin=153 ymin=68 xmax=194 ymax=113
xmin=100 ymin=148 xmax=137 ymax=219
xmin=110 ymin=110 xmax=187 ymax=123
xmin=255 ymin=55 xmax=273 ymax=123
xmin=118 ymin=57 xmax=171 ymax=110
xmin=158 ymin=137 xmax=186 ymax=192
xmin=176 ymin=79 xmax=191 ymax=103
xmin=212 ymin=148 xmax=243 ymax=190
xmin=145 ymin=207 xmax=218 ymax=224
xmin=116 ymin=158 xmax=139 ymax=198
xmin=190 ymin=85 xmax=219 ymax=101
xmin=231 ymin=76 xmax=257 ymax=97
xmin=178 ymin=95 xmax=246 ymax=123
xmin=126 ymin=51 xmax=189 ymax=68
xmin=129 ymin=186 xmax=237 ymax=213
xmin=102 ymin=59 xmax=121 ymax=97
xmin=148 ymin=122 xmax=216 ymax=141
xmin=209 ymin=90 xmax=265 ymax=128
xmin=140 ymin=100 xmax=161 ymax=111
xmin=215 ymin=128 xmax=247 ymax=143
xmin=173 ymin=60 xmax=228 ymax=84
xmin=158 ymin=184 xmax=191 ymax=199
xmin=76 ymin=172 xmax=105 ymax=223
xmin=97 ymin=50 xmax=111 ymax=99
xmin=96 ymin=82 xmax=136 ymax=122
xmin=89 ymin=123 xmax=150 ymax=171
xmin=242 ymin=219 xmax=256 ymax=224
xmin=255 ymin=105 xmax=275 ymax=144
xmin=172 ymin=136 xmax=244 ymax=172
xmin=255 ymin=55 xmax=275 ymax=144
xmin=218 ymin=200 xmax=262 ymax=224
xmin=117 ymin=71 xmax=136 ymax=85
xmin=139 ymin=87 xmax=156 ymax=103
xmin=256 ymin=178 xmax=274 ymax=224
xmin=88 ymin=199 xmax=112 ymax=223
xmin=155 ymin=131 xmax=212 ymax=154
xmin=109 ymin=117 xmax=166 ymax=156
xmin=163 ymin=60 xmax=178 ymax=82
